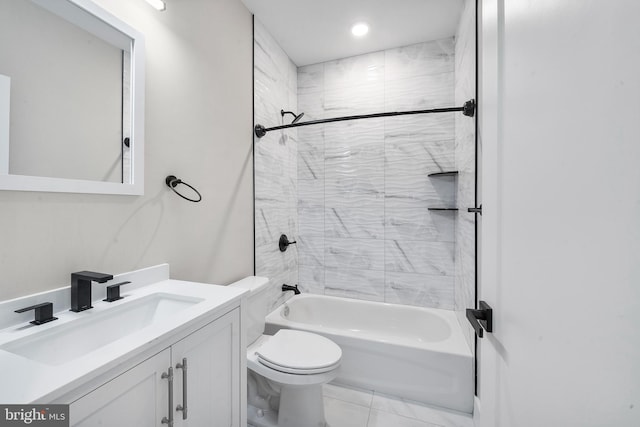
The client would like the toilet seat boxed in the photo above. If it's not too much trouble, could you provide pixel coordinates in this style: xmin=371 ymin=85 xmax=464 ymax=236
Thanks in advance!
xmin=257 ymin=356 xmax=341 ymax=375
xmin=255 ymin=330 xmax=342 ymax=375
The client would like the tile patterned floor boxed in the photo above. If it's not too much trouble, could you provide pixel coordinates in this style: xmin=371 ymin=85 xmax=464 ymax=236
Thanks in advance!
xmin=323 ymin=383 xmax=474 ymax=427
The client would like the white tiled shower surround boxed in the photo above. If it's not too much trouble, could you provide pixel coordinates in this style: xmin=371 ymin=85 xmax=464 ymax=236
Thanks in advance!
xmin=296 ymin=38 xmax=469 ymax=311
xmin=253 ymin=19 xmax=299 ymax=311
xmin=254 ymin=2 xmax=476 ymax=344
xmin=453 ymin=0 xmax=477 ymax=349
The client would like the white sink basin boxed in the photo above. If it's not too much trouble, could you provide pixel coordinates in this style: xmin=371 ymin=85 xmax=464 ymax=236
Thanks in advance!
xmin=0 ymin=293 xmax=203 ymax=366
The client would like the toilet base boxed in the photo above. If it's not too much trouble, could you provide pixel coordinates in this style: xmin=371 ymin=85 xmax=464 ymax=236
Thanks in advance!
xmin=279 ymin=385 xmax=326 ymax=427
xmin=247 ymin=383 xmax=327 ymax=427
xmin=247 ymin=404 xmax=278 ymax=427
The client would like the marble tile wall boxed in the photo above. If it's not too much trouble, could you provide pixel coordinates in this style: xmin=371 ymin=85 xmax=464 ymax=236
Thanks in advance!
xmin=253 ymin=20 xmax=298 ymax=311
xmin=454 ymin=0 xmax=477 ymax=348
xmin=297 ymin=38 xmax=462 ymax=310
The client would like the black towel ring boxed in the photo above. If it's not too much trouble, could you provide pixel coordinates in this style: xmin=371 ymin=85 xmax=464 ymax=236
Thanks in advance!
xmin=165 ymin=175 xmax=202 ymax=203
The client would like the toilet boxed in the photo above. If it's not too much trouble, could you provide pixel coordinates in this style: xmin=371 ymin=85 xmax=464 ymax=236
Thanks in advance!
xmin=230 ymin=276 xmax=342 ymax=427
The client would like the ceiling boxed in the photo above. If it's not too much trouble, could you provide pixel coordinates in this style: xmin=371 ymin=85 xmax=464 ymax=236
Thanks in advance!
xmin=241 ymin=0 xmax=465 ymax=67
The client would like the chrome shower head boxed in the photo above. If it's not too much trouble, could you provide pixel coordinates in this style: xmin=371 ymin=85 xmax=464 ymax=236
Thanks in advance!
xmin=281 ymin=109 xmax=305 ymax=124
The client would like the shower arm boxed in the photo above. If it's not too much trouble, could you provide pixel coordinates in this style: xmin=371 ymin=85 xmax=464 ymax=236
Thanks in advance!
xmin=255 ymin=99 xmax=475 ymax=138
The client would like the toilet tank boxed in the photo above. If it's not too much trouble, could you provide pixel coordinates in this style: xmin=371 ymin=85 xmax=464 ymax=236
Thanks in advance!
xmin=228 ymin=276 xmax=271 ymax=344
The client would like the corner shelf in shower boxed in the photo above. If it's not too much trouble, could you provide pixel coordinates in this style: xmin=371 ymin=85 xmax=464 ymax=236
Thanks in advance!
xmin=428 ymin=207 xmax=459 ymax=211
xmin=427 ymin=171 xmax=459 ymax=177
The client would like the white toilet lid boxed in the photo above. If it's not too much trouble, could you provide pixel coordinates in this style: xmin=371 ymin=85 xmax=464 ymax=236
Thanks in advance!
xmin=255 ymin=330 xmax=342 ymax=374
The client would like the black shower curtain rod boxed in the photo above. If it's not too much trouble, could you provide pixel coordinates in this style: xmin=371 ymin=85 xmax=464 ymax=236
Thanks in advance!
xmin=254 ymin=99 xmax=475 ymax=138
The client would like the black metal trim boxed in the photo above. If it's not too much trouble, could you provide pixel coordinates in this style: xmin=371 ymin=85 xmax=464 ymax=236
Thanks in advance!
xmin=254 ymin=100 xmax=476 ymax=138
xmin=121 ymin=49 xmax=125 ymax=185
xmin=254 ymin=124 xmax=267 ymax=138
xmin=70 ymin=271 xmax=113 ymax=312
xmin=165 ymin=175 xmax=202 ymax=203
xmin=15 ymin=302 xmax=58 ymax=325
xmin=251 ymin=15 xmax=256 ymax=276
xmin=428 ymin=208 xmax=459 ymax=211
xmin=473 ymin=0 xmax=480 ymax=396
xmin=468 ymin=205 xmax=482 ymax=215
xmin=104 ymin=281 xmax=131 ymax=302
xmin=282 ymin=284 xmax=300 ymax=295
xmin=428 ymin=171 xmax=459 ymax=177
xmin=279 ymin=234 xmax=297 ymax=252
xmin=466 ymin=301 xmax=493 ymax=338
xmin=463 ymin=99 xmax=476 ymax=117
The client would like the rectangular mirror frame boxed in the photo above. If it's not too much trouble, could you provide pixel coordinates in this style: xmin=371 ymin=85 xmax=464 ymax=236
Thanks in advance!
xmin=0 ymin=0 xmax=145 ymax=195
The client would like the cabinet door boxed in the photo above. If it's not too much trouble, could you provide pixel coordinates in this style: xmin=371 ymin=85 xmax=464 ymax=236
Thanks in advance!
xmin=172 ymin=309 xmax=240 ymax=427
xmin=70 ymin=348 xmax=172 ymax=427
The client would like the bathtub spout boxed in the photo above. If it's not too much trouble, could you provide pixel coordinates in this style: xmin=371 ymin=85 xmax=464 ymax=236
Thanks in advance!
xmin=282 ymin=284 xmax=300 ymax=295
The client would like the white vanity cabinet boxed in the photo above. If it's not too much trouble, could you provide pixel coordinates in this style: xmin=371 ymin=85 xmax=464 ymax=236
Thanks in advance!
xmin=172 ymin=309 xmax=240 ymax=426
xmin=69 ymin=308 xmax=241 ymax=427
xmin=70 ymin=348 xmax=171 ymax=426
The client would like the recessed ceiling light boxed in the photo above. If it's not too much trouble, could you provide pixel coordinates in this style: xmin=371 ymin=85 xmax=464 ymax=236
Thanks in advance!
xmin=351 ymin=23 xmax=369 ymax=37
xmin=146 ymin=0 xmax=166 ymax=11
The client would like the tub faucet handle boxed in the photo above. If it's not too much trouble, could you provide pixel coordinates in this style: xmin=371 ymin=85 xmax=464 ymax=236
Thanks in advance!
xmin=279 ymin=234 xmax=297 ymax=252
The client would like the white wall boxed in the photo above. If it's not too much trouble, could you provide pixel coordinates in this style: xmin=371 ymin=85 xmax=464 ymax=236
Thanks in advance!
xmin=477 ymin=0 xmax=640 ymax=426
xmin=0 ymin=0 xmax=254 ymax=301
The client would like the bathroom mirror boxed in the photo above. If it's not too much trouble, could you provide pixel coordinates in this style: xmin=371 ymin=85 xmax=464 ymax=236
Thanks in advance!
xmin=0 ymin=0 xmax=145 ymax=195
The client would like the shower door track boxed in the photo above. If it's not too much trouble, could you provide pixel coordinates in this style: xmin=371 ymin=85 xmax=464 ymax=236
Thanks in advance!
xmin=254 ymin=99 xmax=476 ymax=138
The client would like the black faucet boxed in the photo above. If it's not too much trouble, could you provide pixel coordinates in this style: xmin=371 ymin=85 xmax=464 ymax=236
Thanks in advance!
xmin=282 ymin=284 xmax=300 ymax=295
xmin=70 ymin=271 xmax=113 ymax=312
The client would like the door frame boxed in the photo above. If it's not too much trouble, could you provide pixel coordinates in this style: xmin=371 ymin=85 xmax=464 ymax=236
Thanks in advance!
xmin=474 ymin=0 xmax=502 ymax=425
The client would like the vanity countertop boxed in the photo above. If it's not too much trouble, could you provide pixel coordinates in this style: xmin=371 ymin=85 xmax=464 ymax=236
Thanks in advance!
xmin=0 ymin=265 xmax=247 ymax=404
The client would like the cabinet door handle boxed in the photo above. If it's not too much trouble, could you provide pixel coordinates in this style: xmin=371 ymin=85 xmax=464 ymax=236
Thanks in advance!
xmin=161 ymin=367 xmax=174 ymax=426
xmin=175 ymin=358 xmax=188 ymax=420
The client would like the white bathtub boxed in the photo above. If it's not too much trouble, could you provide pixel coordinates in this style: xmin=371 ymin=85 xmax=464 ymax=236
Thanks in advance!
xmin=264 ymin=294 xmax=473 ymax=414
